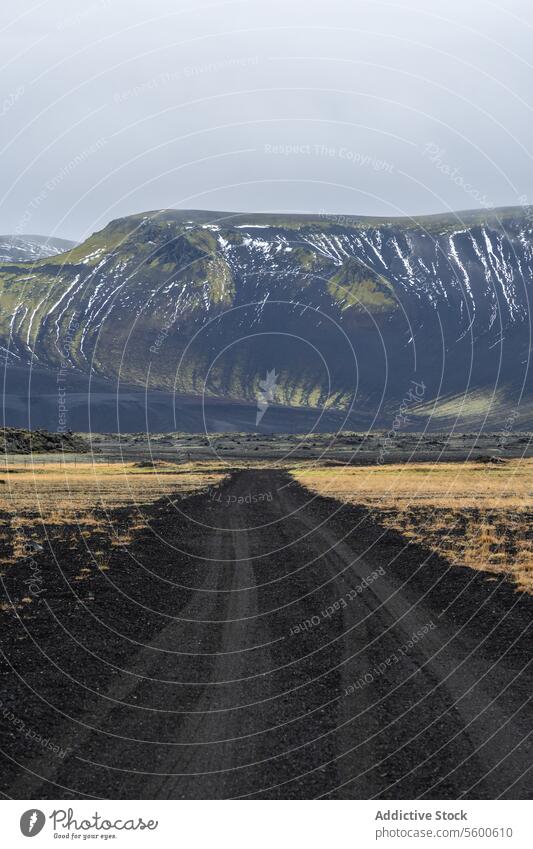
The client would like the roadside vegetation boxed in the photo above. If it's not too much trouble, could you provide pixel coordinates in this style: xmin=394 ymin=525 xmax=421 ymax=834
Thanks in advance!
xmin=0 ymin=457 xmax=227 ymax=575
xmin=292 ymin=459 xmax=533 ymax=593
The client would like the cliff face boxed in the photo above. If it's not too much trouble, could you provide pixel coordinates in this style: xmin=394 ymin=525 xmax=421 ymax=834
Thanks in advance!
xmin=1 ymin=207 xmax=532 ymax=430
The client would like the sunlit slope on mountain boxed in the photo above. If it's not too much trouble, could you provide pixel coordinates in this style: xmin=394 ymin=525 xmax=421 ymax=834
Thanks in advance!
xmin=0 ymin=207 xmax=531 ymax=427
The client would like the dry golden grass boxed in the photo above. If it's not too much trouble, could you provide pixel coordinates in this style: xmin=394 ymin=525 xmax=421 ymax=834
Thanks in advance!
xmin=292 ymin=459 xmax=533 ymax=592
xmin=0 ymin=458 xmax=227 ymax=565
xmin=0 ymin=458 xmax=227 ymax=516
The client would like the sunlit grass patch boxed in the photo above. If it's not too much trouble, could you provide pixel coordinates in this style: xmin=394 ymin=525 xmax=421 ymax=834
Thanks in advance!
xmin=292 ymin=459 xmax=533 ymax=592
xmin=0 ymin=458 xmax=227 ymax=565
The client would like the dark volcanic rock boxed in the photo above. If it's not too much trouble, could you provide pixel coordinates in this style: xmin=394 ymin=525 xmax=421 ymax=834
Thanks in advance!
xmin=0 ymin=427 xmax=90 ymax=454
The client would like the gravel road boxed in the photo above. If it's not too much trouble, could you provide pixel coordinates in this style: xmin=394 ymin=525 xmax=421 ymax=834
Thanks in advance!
xmin=3 ymin=470 xmax=531 ymax=799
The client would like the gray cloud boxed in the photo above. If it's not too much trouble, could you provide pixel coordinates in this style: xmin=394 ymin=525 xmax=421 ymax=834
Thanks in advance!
xmin=1 ymin=0 xmax=532 ymax=240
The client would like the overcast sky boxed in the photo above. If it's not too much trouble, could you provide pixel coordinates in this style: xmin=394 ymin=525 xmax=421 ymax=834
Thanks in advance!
xmin=1 ymin=0 xmax=532 ymax=240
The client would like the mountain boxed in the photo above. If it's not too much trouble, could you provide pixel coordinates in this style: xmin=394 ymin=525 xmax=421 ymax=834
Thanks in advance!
xmin=0 ymin=235 xmax=75 ymax=263
xmin=0 ymin=207 xmax=531 ymax=432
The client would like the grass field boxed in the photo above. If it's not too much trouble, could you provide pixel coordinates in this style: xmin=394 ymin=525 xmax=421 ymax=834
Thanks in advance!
xmin=292 ymin=459 xmax=533 ymax=592
xmin=0 ymin=457 xmax=226 ymax=570
xmin=3 ymin=454 xmax=533 ymax=594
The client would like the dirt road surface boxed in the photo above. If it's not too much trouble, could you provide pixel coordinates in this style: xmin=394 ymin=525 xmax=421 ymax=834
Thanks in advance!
xmin=2 ymin=470 xmax=531 ymax=799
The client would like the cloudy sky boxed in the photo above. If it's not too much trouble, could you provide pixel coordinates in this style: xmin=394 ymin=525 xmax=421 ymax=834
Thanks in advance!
xmin=1 ymin=0 xmax=532 ymax=240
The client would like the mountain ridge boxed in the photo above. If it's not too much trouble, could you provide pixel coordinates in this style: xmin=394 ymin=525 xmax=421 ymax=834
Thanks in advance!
xmin=0 ymin=205 xmax=531 ymax=431
xmin=0 ymin=234 xmax=76 ymax=263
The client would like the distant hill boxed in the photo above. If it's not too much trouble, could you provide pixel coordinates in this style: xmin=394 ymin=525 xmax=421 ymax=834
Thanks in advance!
xmin=0 ymin=235 xmax=76 ymax=263
xmin=0 ymin=207 xmax=531 ymax=432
